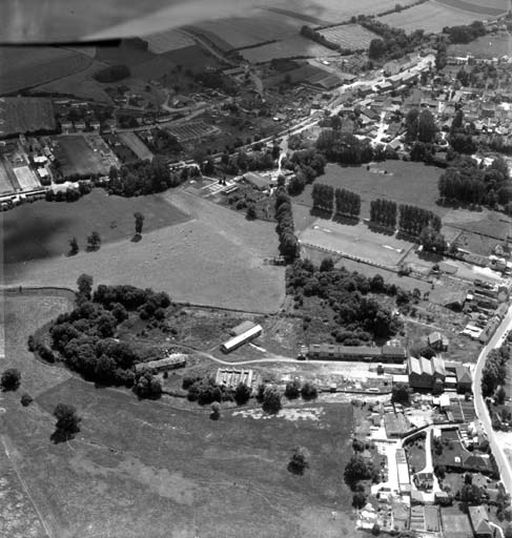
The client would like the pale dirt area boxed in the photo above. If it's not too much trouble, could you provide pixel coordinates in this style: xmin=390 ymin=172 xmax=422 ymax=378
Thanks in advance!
xmin=495 ymin=431 xmax=512 ymax=470
xmin=5 ymin=190 xmax=286 ymax=313
xmin=232 ymin=407 xmax=325 ymax=421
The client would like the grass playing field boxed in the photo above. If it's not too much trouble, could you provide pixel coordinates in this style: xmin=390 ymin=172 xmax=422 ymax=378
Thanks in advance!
xmin=293 ymin=161 xmax=447 ymax=220
xmin=448 ymin=33 xmax=512 ymax=59
xmin=51 ymin=135 xmax=114 ymax=177
xmin=1 ymin=291 xmax=356 ymax=537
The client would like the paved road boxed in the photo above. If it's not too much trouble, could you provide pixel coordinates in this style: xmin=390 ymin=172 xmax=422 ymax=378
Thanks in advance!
xmin=472 ymin=304 xmax=512 ymax=497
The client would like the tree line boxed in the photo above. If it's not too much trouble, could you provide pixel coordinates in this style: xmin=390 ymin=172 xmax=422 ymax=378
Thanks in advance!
xmin=370 ymin=199 xmax=397 ymax=229
xmin=275 ymin=187 xmax=300 ymax=262
xmin=300 ymin=25 xmax=353 ymax=54
xmin=398 ymin=204 xmax=441 ymax=237
xmin=443 ymin=20 xmax=486 ymax=44
xmin=311 ymin=183 xmax=361 ymax=218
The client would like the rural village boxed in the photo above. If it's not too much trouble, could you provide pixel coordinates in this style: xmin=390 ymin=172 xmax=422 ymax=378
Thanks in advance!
xmin=2 ymin=0 xmax=512 ymax=537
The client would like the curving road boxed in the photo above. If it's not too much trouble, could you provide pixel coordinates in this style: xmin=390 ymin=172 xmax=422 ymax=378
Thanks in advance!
xmin=472 ymin=304 xmax=512 ymax=498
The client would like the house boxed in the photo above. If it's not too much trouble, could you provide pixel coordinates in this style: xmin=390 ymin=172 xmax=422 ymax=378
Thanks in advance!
xmin=468 ymin=506 xmax=493 ymax=538
xmin=427 ymin=331 xmax=449 ymax=351
xmin=456 ymin=365 xmax=472 ymax=394
xmin=134 ymin=353 xmax=187 ymax=373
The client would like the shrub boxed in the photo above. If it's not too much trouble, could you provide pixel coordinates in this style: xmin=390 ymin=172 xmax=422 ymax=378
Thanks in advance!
xmin=20 ymin=393 xmax=33 ymax=407
xmin=1 ymin=368 xmax=21 ymax=391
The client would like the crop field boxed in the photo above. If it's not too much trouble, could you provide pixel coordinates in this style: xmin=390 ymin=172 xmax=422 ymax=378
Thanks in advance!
xmin=4 ymin=189 xmax=285 ymax=313
xmin=12 ymin=166 xmax=40 ymax=191
xmin=0 ymin=97 xmax=56 ymax=138
xmin=378 ymin=2 xmax=481 ymax=33
xmin=2 ymin=188 xmax=190 ymax=264
xmin=145 ymin=28 xmax=195 ymax=54
xmin=0 ymin=47 xmax=92 ymax=96
xmin=435 ymin=0 xmax=508 ymax=16
xmin=51 ymin=135 xmax=113 ymax=176
xmin=167 ymin=121 xmax=219 ymax=142
xmin=317 ymin=24 xmax=378 ymax=50
xmin=299 ymin=219 xmax=413 ymax=268
xmin=189 ymin=11 xmax=304 ymax=50
xmin=242 ymin=36 xmax=337 ymax=63
xmin=448 ymin=33 xmax=511 ymax=59
xmin=293 ymin=161 xmax=447 ymax=219
xmin=118 ymin=132 xmax=154 ymax=161
xmin=260 ymin=0 xmax=419 ymax=24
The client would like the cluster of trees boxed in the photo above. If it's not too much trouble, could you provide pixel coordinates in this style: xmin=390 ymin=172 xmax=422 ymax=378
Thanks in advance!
xmin=41 ymin=277 xmax=171 ymax=395
xmin=257 ymin=384 xmax=282 ymax=414
xmin=481 ymin=345 xmax=510 ymax=398
xmin=106 ymin=157 xmax=188 ymax=197
xmin=287 ymin=259 xmax=403 ymax=342
xmin=316 ymin=130 xmax=374 ymax=165
xmin=51 ymin=403 xmax=81 ymax=443
xmin=405 ymin=108 xmax=437 ymax=144
xmin=361 ymin=19 xmax=427 ymax=61
xmin=45 ymin=182 xmax=92 ymax=203
xmin=300 ymin=25 xmax=352 ymax=54
xmin=419 ymin=224 xmax=446 ymax=253
xmin=312 ymin=183 xmax=334 ymax=213
xmin=398 ymin=204 xmax=442 ymax=237
xmin=288 ymin=446 xmax=310 ymax=475
xmin=275 ymin=187 xmax=299 ymax=262
xmin=443 ymin=21 xmax=486 ymax=44
xmin=335 ymin=188 xmax=361 ymax=218
xmin=145 ymin=129 xmax=182 ymax=157
xmin=219 ymin=147 xmax=278 ymax=176
xmin=1 ymin=368 xmax=21 ymax=391
xmin=94 ymin=64 xmax=131 ymax=83
xmin=370 ymin=199 xmax=397 ymax=229
xmin=438 ymin=156 xmax=510 ymax=208
xmin=391 ymin=383 xmax=410 ymax=405
xmin=284 ymin=379 xmax=318 ymax=401
xmin=344 ymin=454 xmax=380 ymax=490
xmin=184 ymin=375 xmax=251 ymax=406
xmin=286 ymin=148 xmax=326 ymax=195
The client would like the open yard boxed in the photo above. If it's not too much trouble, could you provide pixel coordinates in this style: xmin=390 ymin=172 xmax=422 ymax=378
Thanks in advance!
xmin=1 ymin=291 xmax=356 ymax=538
xmin=3 ymin=189 xmax=286 ymax=313
xmin=293 ymin=161 xmax=447 ymax=220
xmin=378 ymin=2 xmax=482 ymax=33
xmin=317 ymin=24 xmax=378 ymax=50
xmin=2 ymin=188 xmax=190 ymax=264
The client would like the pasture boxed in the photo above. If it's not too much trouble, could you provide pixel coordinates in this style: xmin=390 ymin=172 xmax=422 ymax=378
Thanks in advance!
xmin=242 ymin=36 xmax=337 ymax=63
xmin=293 ymin=161 xmax=446 ymax=219
xmin=3 ymin=189 xmax=285 ymax=313
xmin=300 ymin=219 xmax=412 ymax=268
xmin=317 ymin=24 xmax=378 ymax=50
xmin=0 ymin=47 xmax=92 ymax=95
xmin=2 ymin=290 xmax=355 ymax=536
xmin=0 ymin=97 xmax=56 ymax=137
xmin=378 ymin=2 xmax=481 ymax=33
xmin=52 ymin=135 xmax=112 ymax=176
xmin=2 ymin=188 xmax=190 ymax=264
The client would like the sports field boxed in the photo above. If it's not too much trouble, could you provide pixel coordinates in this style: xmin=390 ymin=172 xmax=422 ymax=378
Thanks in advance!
xmin=317 ymin=24 xmax=378 ymax=50
xmin=2 ymin=188 xmax=190 ymax=264
xmin=300 ymin=219 xmax=412 ymax=268
xmin=378 ymin=2 xmax=481 ymax=32
xmin=51 ymin=135 xmax=112 ymax=177
xmin=242 ymin=36 xmax=337 ymax=63
xmin=448 ymin=33 xmax=511 ymax=59
xmin=294 ymin=161 xmax=447 ymax=219
xmin=2 ymin=291 xmax=355 ymax=536
xmin=3 ymin=189 xmax=285 ymax=313
xmin=12 ymin=166 xmax=40 ymax=191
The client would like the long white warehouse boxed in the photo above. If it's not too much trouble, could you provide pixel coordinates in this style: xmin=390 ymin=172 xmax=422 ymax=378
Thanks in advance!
xmin=220 ymin=324 xmax=263 ymax=353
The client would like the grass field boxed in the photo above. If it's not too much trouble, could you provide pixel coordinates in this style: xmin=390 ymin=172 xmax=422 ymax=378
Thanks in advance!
xmin=0 ymin=47 xmax=92 ymax=96
xmin=2 ymin=188 xmax=190 ymax=264
xmin=3 ymin=189 xmax=285 ymax=313
xmin=242 ymin=36 xmax=337 ymax=63
xmin=1 ymin=291 xmax=356 ymax=537
xmin=0 ymin=97 xmax=56 ymax=137
xmin=293 ymin=161 xmax=446 ymax=220
xmin=145 ymin=28 xmax=196 ymax=53
xmin=52 ymin=135 xmax=114 ymax=177
xmin=448 ymin=32 xmax=511 ymax=59
xmin=317 ymin=24 xmax=378 ymax=50
xmin=0 ymin=158 xmax=15 ymax=194
xmin=378 ymin=2 xmax=482 ymax=32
